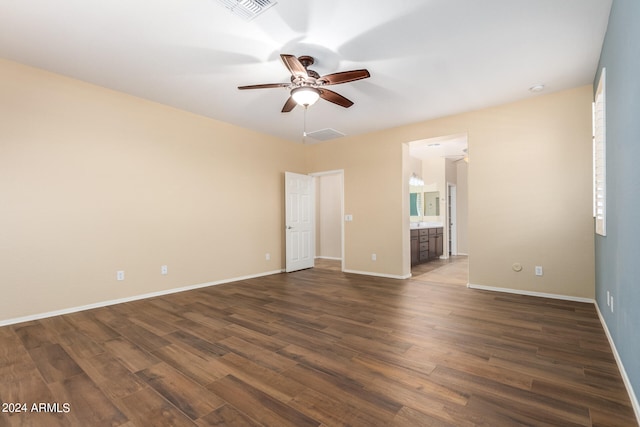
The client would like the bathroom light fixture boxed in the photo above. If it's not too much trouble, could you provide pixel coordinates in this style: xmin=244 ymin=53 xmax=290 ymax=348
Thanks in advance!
xmin=291 ymin=87 xmax=321 ymax=107
xmin=409 ymin=174 xmax=424 ymax=187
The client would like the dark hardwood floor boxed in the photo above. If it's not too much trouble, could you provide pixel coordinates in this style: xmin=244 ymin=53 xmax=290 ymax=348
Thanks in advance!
xmin=1 ymin=259 xmax=637 ymax=426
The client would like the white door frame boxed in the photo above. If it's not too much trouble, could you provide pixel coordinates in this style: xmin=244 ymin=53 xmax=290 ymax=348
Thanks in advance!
xmin=447 ymin=182 xmax=457 ymax=256
xmin=310 ymin=170 xmax=345 ymax=272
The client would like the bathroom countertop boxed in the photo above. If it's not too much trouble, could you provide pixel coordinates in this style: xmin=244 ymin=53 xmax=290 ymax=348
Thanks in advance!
xmin=410 ymin=222 xmax=444 ymax=229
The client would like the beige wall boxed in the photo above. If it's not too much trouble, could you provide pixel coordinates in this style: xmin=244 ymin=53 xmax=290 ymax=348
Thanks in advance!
xmin=409 ymin=156 xmax=422 ymax=177
xmin=409 ymin=156 xmax=423 ymax=221
xmin=1 ymin=57 xmax=595 ymax=323
xmin=467 ymin=87 xmax=594 ymax=298
xmin=0 ymin=59 xmax=305 ymax=322
xmin=445 ymin=159 xmax=457 ymax=186
xmin=456 ymin=161 xmax=469 ymax=255
xmin=307 ymin=85 xmax=595 ymax=298
xmin=307 ymin=137 xmax=408 ymax=278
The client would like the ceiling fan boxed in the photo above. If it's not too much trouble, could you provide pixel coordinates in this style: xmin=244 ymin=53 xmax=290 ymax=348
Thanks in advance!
xmin=238 ymin=54 xmax=370 ymax=112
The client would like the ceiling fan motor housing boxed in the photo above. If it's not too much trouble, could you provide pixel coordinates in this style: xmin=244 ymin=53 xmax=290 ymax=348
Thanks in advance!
xmin=291 ymin=56 xmax=321 ymax=83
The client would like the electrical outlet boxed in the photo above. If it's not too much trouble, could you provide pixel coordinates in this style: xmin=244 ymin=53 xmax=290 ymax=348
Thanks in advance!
xmin=161 ymin=265 xmax=168 ymax=275
xmin=116 ymin=270 xmax=125 ymax=281
xmin=371 ymin=253 xmax=377 ymax=261
xmin=265 ymin=253 xmax=271 ymax=261
xmin=535 ymin=266 xmax=543 ymax=276
xmin=345 ymin=214 xmax=353 ymax=222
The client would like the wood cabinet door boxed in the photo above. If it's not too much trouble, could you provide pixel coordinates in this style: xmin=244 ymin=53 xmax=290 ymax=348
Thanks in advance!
xmin=410 ymin=235 xmax=419 ymax=266
xmin=435 ymin=234 xmax=444 ymax=258
xmin=428 ymin=238 xmax=437 ymax=259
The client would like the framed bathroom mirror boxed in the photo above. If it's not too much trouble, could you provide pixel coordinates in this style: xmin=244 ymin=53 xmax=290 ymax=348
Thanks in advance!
xmin=424 ymin=191 xmax=440 ymax=216
xmin=410 ymin=191 xmax=423 ymax=217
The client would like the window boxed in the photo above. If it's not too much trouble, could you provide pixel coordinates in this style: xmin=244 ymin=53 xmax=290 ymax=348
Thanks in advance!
xmin=593 ymin=68 xmax=606 ymax=236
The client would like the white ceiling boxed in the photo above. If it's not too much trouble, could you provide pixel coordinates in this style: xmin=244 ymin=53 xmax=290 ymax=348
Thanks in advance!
xmin=410 ymin=134 xmax=468 ymax=161
xmin=0 ymin=0 xmax=611 ymax=143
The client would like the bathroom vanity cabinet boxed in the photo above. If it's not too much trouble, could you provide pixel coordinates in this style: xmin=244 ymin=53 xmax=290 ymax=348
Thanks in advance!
xmin=410 ymin=227 xmax=443 ymax=266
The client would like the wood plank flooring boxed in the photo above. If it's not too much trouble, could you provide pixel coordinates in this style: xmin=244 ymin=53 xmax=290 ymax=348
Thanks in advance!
xmin=1 ymin=259 xmax=637 ymax=426
xmin=412 ymin=256 xmax=469 ymax=286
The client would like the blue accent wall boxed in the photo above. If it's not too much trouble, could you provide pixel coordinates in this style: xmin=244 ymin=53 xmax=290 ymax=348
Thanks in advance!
xmin=595 ymin=0 xmax=640 ymax=406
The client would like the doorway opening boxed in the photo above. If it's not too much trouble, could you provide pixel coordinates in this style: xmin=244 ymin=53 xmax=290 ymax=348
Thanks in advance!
xmin=311 ymin=170 xmax=345 ymax=272
xmin=407 ymin=134 xmax=468 ymax=281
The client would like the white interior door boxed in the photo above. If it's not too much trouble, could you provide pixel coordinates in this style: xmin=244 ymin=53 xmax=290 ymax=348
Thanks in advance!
xmin=285 ymin=172 xmax=315 ymax=272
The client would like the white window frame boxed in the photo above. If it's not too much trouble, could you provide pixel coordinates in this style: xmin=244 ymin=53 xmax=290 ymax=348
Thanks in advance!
xmin=593 ymin=68 xmax=606 ymax=236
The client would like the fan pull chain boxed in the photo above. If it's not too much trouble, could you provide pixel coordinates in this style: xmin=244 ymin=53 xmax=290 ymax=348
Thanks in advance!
xmin=302 ymin=105 xmax=308 ymax=143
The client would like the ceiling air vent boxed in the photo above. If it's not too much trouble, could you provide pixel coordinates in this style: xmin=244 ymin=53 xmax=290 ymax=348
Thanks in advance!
xmin=305 ymin=128 xmax=346 ymax=141
xmin=216 ymin=0 xmax=277 ymax=21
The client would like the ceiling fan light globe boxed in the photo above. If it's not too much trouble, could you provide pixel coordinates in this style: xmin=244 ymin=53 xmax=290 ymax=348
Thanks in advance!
xmin=291 ymin=87 xmax=320 ymax=106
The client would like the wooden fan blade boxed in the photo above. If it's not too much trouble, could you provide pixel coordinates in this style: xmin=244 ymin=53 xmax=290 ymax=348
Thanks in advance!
xmin=318 ymin=69 xmax=370 ymax=85
xmin=238 ymin=83 xmax=289 ymax=90
xmin=281 ymin=96 xmax=297 ymax=113
xmin=319 ymin=89 xmax=354 ymax=108
xmin=280 ymin=54 xmax=308 ymax=78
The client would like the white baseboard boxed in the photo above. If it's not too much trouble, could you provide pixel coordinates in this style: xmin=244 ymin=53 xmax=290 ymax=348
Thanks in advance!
xmin=595 ymin=303 xmax=640 ymax=424
xmin=0 ymin=269 xmax=283 ymax=327
xmin=467 ymin=283 xmax=595 ymax=304
xmin=315 ymin=256 xmax=342 ymax=261
xmin=343 ymin=269 xmax=411 ymax=280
